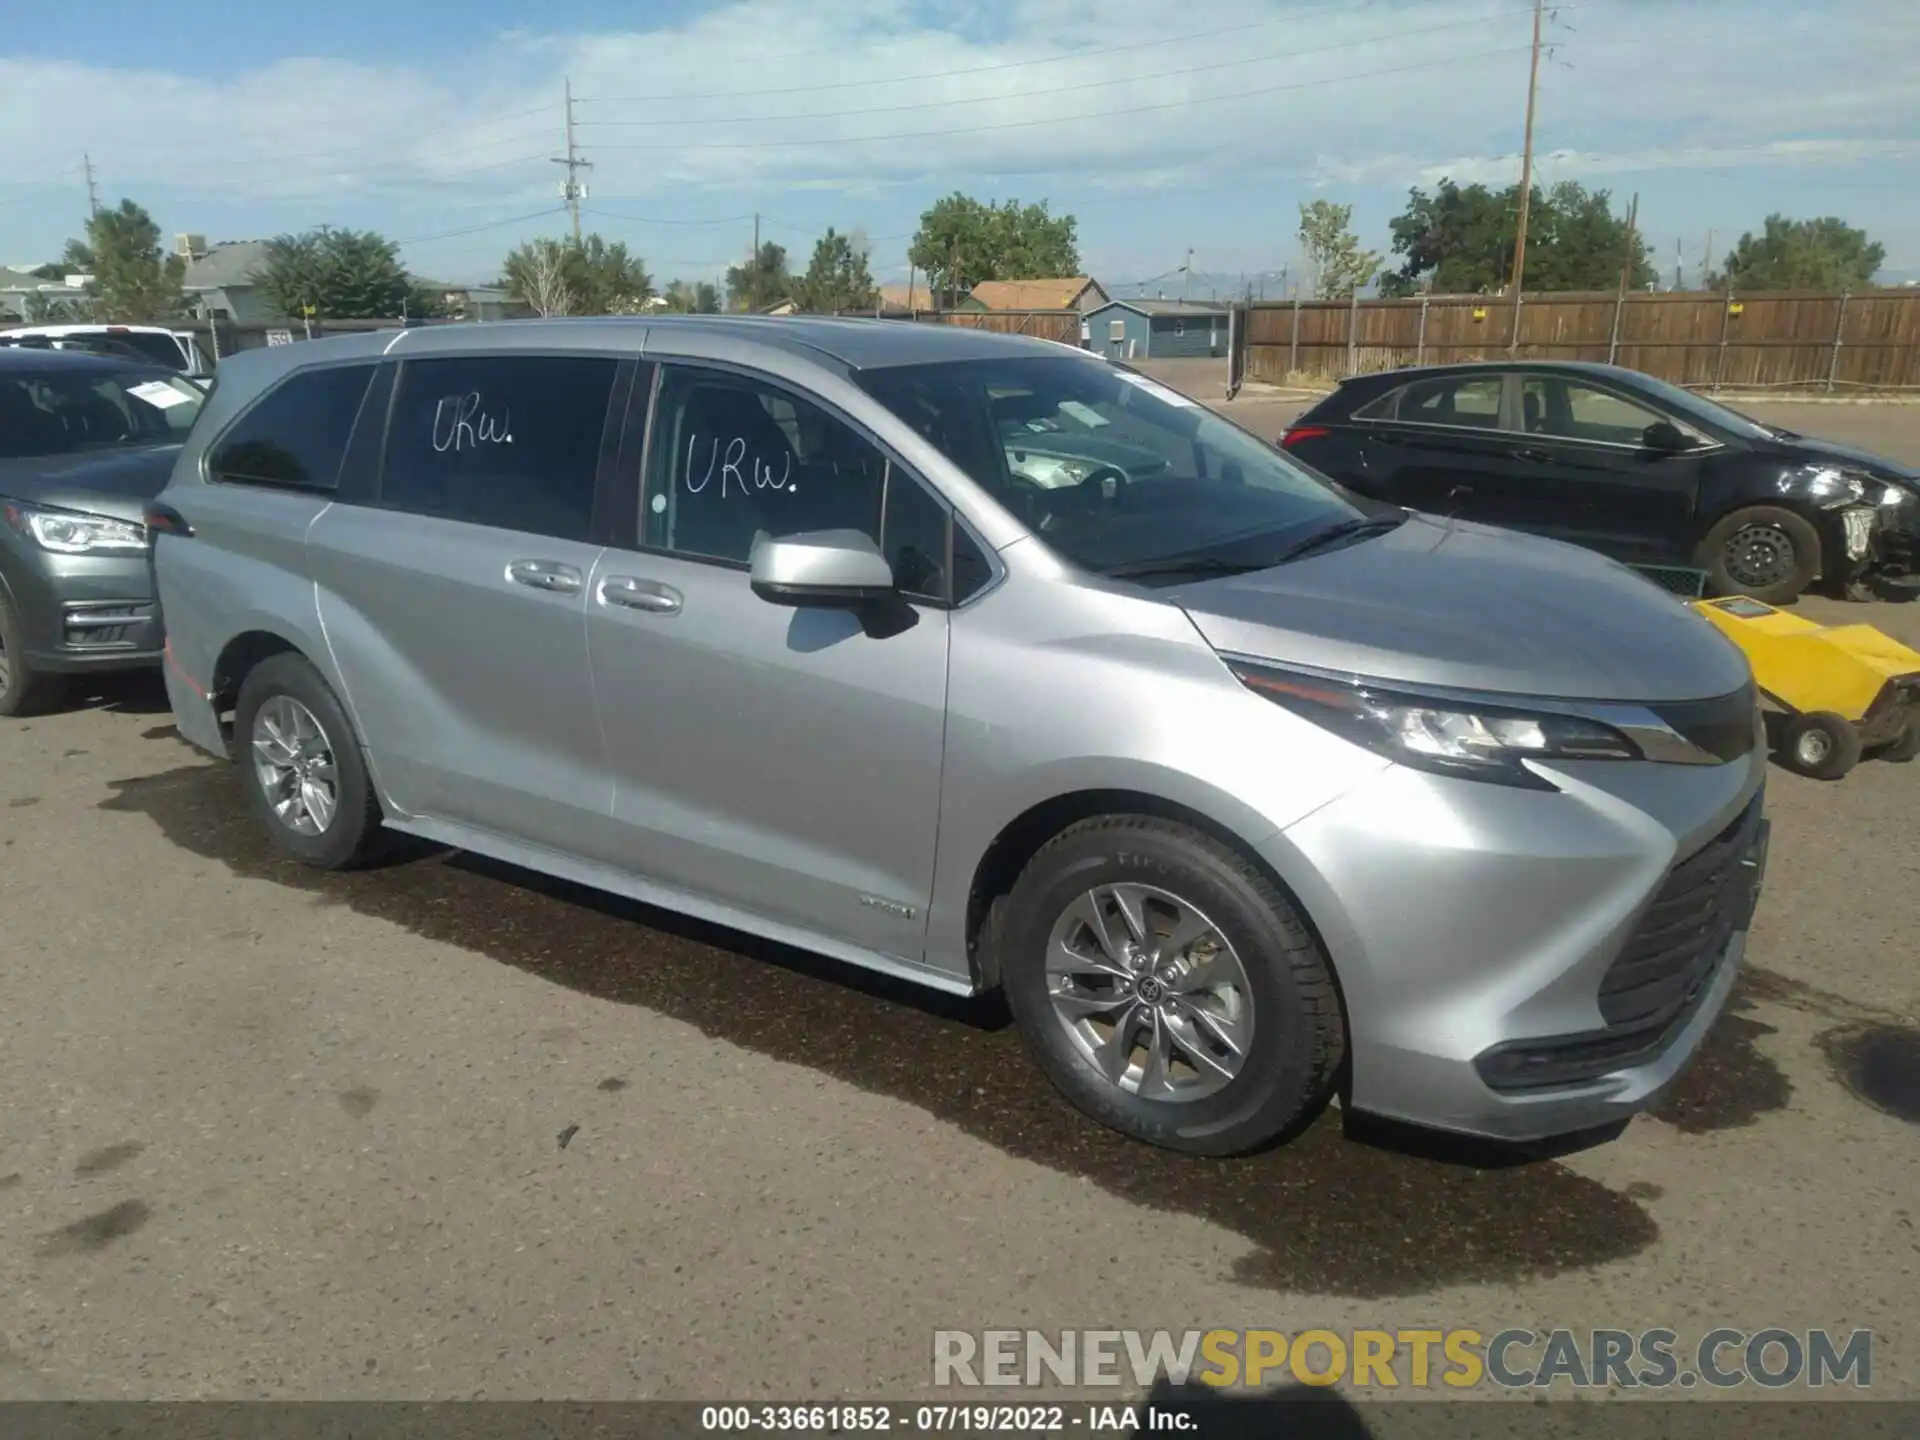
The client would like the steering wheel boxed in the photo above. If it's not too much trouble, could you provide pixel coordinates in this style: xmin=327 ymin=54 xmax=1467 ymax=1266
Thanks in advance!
xmin=1074 ymin=464 xmax=1130 ymax=503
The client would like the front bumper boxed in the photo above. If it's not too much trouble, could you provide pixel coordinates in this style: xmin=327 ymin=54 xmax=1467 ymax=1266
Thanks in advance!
xmin=0 ymin=551 xmax=161 ymax=673
xmin=1263 ymin=747 xmax=1767 ymax=1143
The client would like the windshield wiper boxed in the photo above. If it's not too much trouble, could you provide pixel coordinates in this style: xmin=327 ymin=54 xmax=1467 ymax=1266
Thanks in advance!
xmin=1105 ymin=554 xmax=1274 ymax=583
xmin=1270 ymin=515 xmax=1406 ymax=563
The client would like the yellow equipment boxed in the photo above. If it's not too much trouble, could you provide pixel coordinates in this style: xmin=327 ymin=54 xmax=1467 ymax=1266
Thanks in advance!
xmin=1689 ymin=597 xmax=1920 ymax=780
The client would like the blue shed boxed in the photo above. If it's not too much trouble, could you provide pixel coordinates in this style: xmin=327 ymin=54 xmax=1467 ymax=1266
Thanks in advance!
xmin=1083 ymin=299 xmax=1230 ymax=360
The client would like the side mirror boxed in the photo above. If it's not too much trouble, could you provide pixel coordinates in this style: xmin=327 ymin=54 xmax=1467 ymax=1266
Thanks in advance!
xmin=749 ymin=529 xmax=897 ymax=608
xmin=1643 ymin=421 xmax=1694 ymax=453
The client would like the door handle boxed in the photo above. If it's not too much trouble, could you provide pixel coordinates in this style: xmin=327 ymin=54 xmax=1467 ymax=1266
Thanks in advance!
xmin=599 ymin=575 xmax=683 ymax=615
xmin=1510 ymin=447 xmax=1553 ymax=465
xmin=506 ymin=559 xmax=584 ymax=594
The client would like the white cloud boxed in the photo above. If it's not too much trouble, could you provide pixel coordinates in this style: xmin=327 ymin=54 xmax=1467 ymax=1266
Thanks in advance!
xmin=0 ymin=0 xmax=1914 ymax=270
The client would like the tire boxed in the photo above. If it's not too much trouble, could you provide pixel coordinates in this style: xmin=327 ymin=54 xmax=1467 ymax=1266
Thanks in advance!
xmin=232 ymin=652 xmax=386 ymax=869
xmin=997 ymin=815 xmax=1345 ymax=1156
xmin=1873 ymin=719 xmax=1920 ymax=764
xmin=0 ymin=590 xmax=68 ymax=718
xmin=1778 ymin=710 xmax=1862 ymax=781
xmin=1698 ymin=506 xmax=1821 ymax=604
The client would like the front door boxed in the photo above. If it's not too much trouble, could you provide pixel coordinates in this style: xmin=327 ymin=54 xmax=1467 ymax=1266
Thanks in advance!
xmin=1505 ymin=372 xmax=1705 ymax=562
xmin=308 ymin=352 xmax=625 ymax=853
xmin=584 ymin=362 xmax=954 ymax=960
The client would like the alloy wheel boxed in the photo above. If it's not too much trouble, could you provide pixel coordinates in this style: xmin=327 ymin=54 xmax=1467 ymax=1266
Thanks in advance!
xmin=1723 ymin=523 xmax=1797 ymax=590
xmin=251 ymin=695 xmax=340 ymax=837
xmin=1044 ymin=883 xmax=1254 ymax=1103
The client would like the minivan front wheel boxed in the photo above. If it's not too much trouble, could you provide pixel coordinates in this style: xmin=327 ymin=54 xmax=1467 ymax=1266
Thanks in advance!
xmin=233 ymin=653 xmax=384 ymax=869
xmin=999 ymin=816 xmax=1345 ymax=1156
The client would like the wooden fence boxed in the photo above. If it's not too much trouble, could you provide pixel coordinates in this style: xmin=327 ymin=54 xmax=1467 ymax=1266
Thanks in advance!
xmin=1241 ymin=288 xmax=1920 ymax=391
xmin=904 ymin=308 xmax=1083 ymax=345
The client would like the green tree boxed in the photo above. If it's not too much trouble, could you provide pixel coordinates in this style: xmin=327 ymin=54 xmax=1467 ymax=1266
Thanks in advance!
xmin=908 ymin=193 xmax=1080 ymax=308
xmin=22 ymin=291 xmax=94 ymax=323
xmin=255 ymin=226 xmax=413 ymax=320
xmin=1713 ymin=215 xmax=1885 ymax=291
xmin=1297 ymin=200 xmax=1380 ymax=299
xmin=77 ymin=199 xmax=186 ymax=322
xmin=725 ymin=241 xmax=790 ymax=312
xmin=1381 ymin=179 xmax=1653 ymax=296
xmin=567 ymin=234 xmax=653 ymax=314
xmin=791 ymin=228 xmax=877 ymax=313
xmin=502 ymin=234 xmax=654 ymax=316
xmin=661 ymin=278 xmax=722 ymax=313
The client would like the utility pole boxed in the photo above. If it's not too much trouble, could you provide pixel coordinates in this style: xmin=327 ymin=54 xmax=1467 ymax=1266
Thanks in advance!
xmin=1506 ymin=0 xmax=1545 ymax=350
xmin=1181 ymin=248 xmax=1194 ymax=304
xmin=83 ymin=152 xmax=99 ymax=218
xmin=551 ymin=78 xmax=592 ymax=244
xmin=1702 ymin=228 xmax=1715 ymax=288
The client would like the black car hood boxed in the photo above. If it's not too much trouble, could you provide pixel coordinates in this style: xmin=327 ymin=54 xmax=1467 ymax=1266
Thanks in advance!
xmin=1170 ymin=513 xmax=1752 ymax=703
xmin=1761 ymin=434 xmax=1919 ymax=489
xmin=0 ymin=445 xmax=180 ymax=524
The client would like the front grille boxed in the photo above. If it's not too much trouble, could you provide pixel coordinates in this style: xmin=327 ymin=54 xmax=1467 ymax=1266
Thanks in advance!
xmin=1645 ymin=683 xmax=1761 ymax=764
xmin=1475 ymin=795 xmax=1766 ymax=1094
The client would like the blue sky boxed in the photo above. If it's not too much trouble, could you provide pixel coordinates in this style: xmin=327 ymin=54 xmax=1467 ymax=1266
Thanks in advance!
xmin=3 ymin=0 xmax=1916 ymax=292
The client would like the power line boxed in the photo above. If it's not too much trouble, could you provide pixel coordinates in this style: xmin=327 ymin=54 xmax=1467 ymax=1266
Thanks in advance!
xmin=575 ymin=0 xmax=1372 ymax=107
xmin=396 ymin=206 xmax=568 ymax=246
xmin=575 ymin=7 xmax=1537 ymax=131
xmin=587 ymin=44 xmax=1537 ymax=152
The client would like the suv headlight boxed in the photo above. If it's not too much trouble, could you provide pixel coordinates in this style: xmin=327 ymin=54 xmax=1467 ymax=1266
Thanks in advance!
xmin=2 ymin=501 xmax=148 ymax=554
xmin=1229 ymin=659 xmax=1641 ymax=789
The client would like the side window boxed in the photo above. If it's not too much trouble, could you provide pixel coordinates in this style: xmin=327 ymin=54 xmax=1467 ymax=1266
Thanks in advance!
xmin=381 ymin=355 xmax=616 ymax=542
xmin=208 ymin=364 xmax=375 ymax=490
xmin=1524 ymin=377 xmax=1668 ymax=445
xmin=951 ymin=523 xmax=995 ymax=604
xmin=1380 ymin=375 xmax=1506 ymax=431
xmin=882 ymin=470 xmax=952 ymax=604
xmin=643 ymin=366 xmax=885 ymax=565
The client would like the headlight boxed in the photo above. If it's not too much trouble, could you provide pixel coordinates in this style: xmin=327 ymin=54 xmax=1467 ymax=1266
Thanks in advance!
xmin=1229 ymin=660 xmax=1641 ymax=789
xmin=1793 ymin=466 xmax=1868 ymax=509
xmin=1880 ymin=483 xmax=1912 ymax=508
xmin=2 ymin=502 xmax=148 ymax=554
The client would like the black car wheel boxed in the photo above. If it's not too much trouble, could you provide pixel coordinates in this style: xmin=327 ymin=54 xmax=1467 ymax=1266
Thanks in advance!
xmin=0 ymin=591 xmax=68 ymax=718
xmin=1700 ymin=506 xmax=1821 ymax=604
xmin=998 ymin=815 xmax=1346 ymax=1156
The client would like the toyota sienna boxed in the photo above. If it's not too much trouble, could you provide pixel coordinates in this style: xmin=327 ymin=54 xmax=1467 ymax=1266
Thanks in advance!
xmin=148 ymin=318 xmax=1769 ymax=1154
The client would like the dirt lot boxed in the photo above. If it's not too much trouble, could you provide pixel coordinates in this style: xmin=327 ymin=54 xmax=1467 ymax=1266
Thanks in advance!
xmin=1 ymin=387 xmax=1916 ymax=1409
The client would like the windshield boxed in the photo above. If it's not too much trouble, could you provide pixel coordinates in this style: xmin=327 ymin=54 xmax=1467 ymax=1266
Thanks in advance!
xmin=1623 ymin=372 xmax=1777 ymax=441
xmin=0 ymin=368 xmax=204 ymax=459
xmin=855 ymin=356 xmax=1362 ymax=576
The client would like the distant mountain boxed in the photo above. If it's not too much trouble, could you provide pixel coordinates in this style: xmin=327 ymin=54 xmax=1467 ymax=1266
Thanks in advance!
xmin=1105 ymin=270 xmax=1293 ymax=303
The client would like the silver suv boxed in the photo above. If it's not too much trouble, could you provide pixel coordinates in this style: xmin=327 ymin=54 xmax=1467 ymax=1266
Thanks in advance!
xmin=150 ymin=318 xmax=1768 ymax=1155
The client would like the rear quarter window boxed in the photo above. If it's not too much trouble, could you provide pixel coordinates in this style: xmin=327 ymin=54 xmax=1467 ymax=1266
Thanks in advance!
xmin=207 ymin=364 xmax=378 ymax=491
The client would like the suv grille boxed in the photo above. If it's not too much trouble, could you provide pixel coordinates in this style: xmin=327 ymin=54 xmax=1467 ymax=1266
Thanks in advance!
xmin=1475 ymin=795 xmax=1766 ymax=1094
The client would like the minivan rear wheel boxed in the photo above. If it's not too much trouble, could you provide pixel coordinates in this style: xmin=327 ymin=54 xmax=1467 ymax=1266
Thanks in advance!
xmin=233 ymin=653 xmax=385 ymax=869
xmin=998 ymin=815 xmax=1345 ymax=1156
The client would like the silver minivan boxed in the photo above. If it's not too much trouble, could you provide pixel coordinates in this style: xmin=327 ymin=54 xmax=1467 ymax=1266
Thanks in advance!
xmin=149 ymin=318 xmax=1769 ymax=1155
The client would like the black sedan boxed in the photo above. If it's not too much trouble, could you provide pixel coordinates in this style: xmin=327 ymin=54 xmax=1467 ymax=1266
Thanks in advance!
xmin=0 ymin=347 xmax=204 ymax=715
xmin=1280 ymin=361 xmax=1919 ymax=603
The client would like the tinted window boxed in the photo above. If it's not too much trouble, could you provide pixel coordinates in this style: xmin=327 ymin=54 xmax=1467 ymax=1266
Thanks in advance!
xmin=210 ymin=364 xmax=373 ymax=490
xmin=1521 ymin=375 xmax=1668 ymax=445
xmin=951 ymin=523 xmax=994 ymax=603
xmin=882 ymin=470 xmax=951 ymax=603
xmin=643 ymin=366 xmax=886 ymax=564
xmin=856 ymin=357 xmax=1356 ymax=577
xmin=110 ymin=332 xmax=189 ymax=370
xmin=1380 ymin=374 xmax=1505 ymax=429
xmin=382 ymin=356 xmax=616 ymax=541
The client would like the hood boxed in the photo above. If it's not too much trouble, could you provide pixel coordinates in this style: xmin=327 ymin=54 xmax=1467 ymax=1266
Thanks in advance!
xmin=0 ymin=445 xmax=180 ymax=524
xmin=1170 ymin=514 xmax=1751 ymax=703
xmin=1765 ymin=433 xmax=1919 ymax=490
